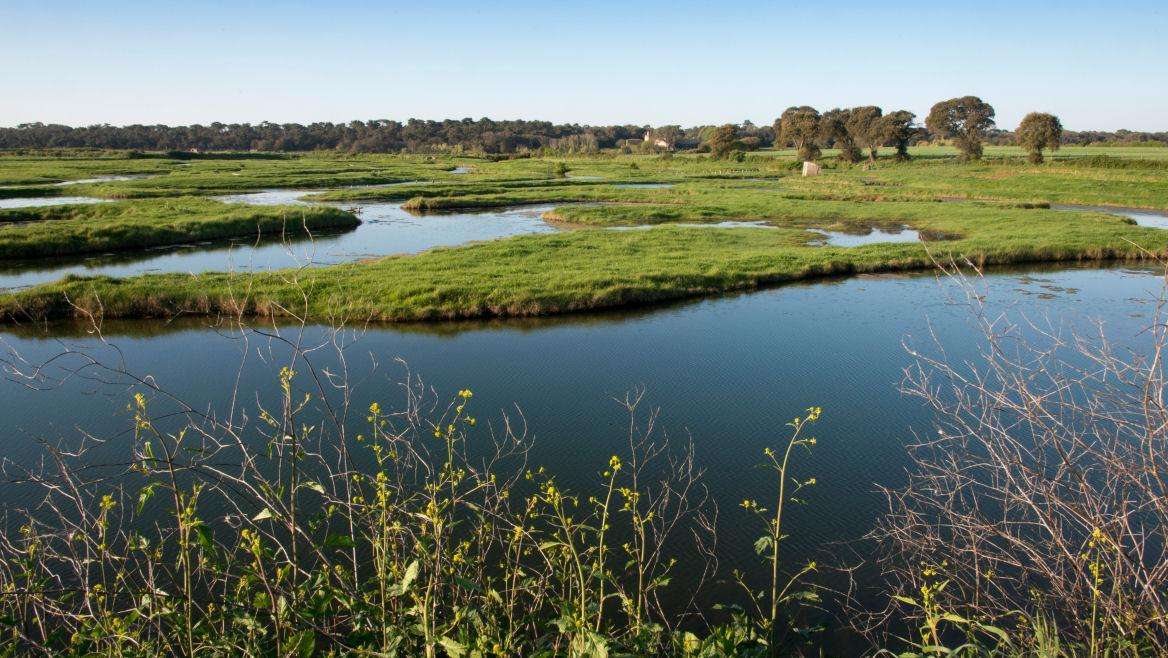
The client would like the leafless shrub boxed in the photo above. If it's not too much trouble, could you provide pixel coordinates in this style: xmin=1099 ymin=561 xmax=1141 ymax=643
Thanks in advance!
xmin=872 ymin=262 xmax=1168 ymax=654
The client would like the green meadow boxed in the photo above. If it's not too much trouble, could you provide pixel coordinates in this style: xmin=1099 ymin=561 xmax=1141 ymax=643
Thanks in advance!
xmin=0 ymin=198 xmax=357 ymax=259
xmin=1 ymin=146 xmax=1166 ymax=323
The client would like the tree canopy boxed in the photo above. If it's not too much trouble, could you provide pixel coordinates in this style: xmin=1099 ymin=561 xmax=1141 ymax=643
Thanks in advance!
xmin=880 ymin=110 xmax=918 ymax=161
xmin=925 ymin=96 xmax=996 ymax=160
xmin=706 ymin=124 xmax=740 ymax=159
xmin=0 ymin=119 xmax=646 ymax=155
xmin=1016 ymin=112 xmax=1064 ymax=163
xmin=821 ymin=109 xmax=863 ymax=163
xmin=5 ymin=99 xmax=1158 ymax=160
xmin=776 ymin=107 xmax=822 ymax=161
xmin=843 ymin=106 xmax=884 ymax=162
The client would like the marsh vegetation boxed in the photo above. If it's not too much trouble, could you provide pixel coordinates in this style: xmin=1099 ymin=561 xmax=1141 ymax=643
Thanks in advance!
xmin=0 ymin=119 xmax=1167 ymax=654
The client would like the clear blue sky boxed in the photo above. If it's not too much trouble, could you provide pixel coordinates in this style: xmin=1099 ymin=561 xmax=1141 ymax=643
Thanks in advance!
xmin=2 ymin=0 xmax=1165 ymax=131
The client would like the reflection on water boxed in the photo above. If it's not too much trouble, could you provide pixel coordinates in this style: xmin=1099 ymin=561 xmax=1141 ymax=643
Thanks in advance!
xmin=0 ymin=201 xmax=561 ymax=291
xmin=0 ymin=196 xmax=108 ymax=209
xmin=810 ymin=225 xmax=922 ymax=246
xmin=55 ymin=174 xmax=157 ymax=186
xmin=1052 ymin=204 xmax=1168 ymax=229
xmin=1 ymin=264 xmax=1161 ymax=606
xmin=214 ymin=189 xmax=317 ymax=205
xmin=610 ymin=220 xmax=775 ymax=231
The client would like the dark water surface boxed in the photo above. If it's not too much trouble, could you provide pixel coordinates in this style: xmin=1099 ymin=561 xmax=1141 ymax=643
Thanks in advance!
xmin=2 ymin=263 xmax=1162 ymax=590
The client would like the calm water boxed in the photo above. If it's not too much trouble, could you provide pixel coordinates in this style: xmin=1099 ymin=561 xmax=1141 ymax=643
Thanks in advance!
xmin=811 ymin=225 xmax=923 ymax=246
xmin=2 ymin=264 xmax=1161 ymax=588
xmin=0 ymin=196 xmax=108 ymax=209
xmin=0 ymin=199 xmax=561 ymax=291
xmin=1053 ymin=204 xmax=1168 ymax=228
xmin=611 ymin=220 xmax=776 ymax=231
xmin=55 ymin=174 xmax=156 ymax=186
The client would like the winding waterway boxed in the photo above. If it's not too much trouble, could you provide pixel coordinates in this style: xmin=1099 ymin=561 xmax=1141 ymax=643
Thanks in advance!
xmin=2 ymin=191 xmax=1168 ymax=626
xmin=1 ymin=263 xmax=1162 ymax=587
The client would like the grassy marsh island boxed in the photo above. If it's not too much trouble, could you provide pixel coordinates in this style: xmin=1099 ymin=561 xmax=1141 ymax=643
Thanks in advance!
xmin=1 ymin=147 xmax=1166 ymax=323
xmin=0 ymin=197 xmax=358 ymax=260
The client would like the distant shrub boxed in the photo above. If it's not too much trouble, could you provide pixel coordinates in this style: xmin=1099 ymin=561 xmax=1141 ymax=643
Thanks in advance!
xmin=1068 ymin=155 xmax=1168 ymax=170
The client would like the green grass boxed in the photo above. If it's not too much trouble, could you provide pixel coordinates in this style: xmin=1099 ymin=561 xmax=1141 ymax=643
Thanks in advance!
xmin=0 ymin=197 xmax=358 ymax=260
xmin=1 ymin=148 xmax=1167 ymax=323
xmin=2 ymin=202 xmax=1162 ymax=323
xmin=0 ymin=152 xmax=484 ymax=197
xmin=307 ymin=153 xmax=1168 ymax=212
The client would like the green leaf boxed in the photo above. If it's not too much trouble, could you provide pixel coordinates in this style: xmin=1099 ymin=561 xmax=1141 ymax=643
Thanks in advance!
xmin=252 ymin=508 xmax=273 ymax=522
xmin=568 ymin=630 xmax=608 ymax=658
xmin=892 ymin=595 xmax=918 ymax=606
xmin=301 ymin=481 xmax=326 ymax=495
xmin=976 ymin=623 xmax=1009 ymax=642
xmin=137 ymin=483 xmax=157 ymax=514
xmin=454 ymin=576 xmax=481 ymax=592
xmin=753 ymin=536 xmax=773 ymax=556
xmin=194 ymin=523 xmax=214 ymax=552
xmin=287 ymin=629 xmax=315 ymax=658
xmin=438 ymin=636 xmax=465 ymax=657
xmin=324 ymin=533 xmax=355 ymax=550
xmin=389 ymin=559 xmax=420 ymax=597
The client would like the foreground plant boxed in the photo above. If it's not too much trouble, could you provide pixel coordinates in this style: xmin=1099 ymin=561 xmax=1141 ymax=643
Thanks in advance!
xmin=871 ymin=265 xmax=1168 ymax=655
xmin=0 ymin=322 xmax=721 ymax=656
xmin=734 ymin=407 xmax=823 ymax=655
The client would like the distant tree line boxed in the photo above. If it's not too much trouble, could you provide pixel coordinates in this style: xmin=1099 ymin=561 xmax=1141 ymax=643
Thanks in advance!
xmin=0 ymin=105 xmax=1162 ymax=157
xmin=0 ymin=119 xmax=645 ymax=155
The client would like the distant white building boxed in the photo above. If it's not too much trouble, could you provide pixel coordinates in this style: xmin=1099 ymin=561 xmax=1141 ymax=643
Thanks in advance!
xmin=643 ymin=130 xmax=671 ymax=149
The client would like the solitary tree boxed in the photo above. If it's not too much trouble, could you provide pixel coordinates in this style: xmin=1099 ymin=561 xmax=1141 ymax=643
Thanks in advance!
xmin=925 ymin=96 xmax=996 ymax=161
xmin=776 ymin=106 xmax=822 ymax=161
xmin=880 ymin=110 xmax=917 ymax=161
xmin=707 ymin=124 xmax=740 ymax=159
xmin=821 ymin=108 xmax=863 ymax=163
xmin=845 ymin=106 xmax=884 ymax=162
xmin=1016 ymin=112 xmax=1063 ymax=163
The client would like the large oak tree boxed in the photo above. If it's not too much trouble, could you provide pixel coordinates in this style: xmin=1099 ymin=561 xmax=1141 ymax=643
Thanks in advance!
xmin=845 ymin=106 xmax=884 ymax=162
xmin=776 ymin=107 xmax=822 ymax=161
xmin=821 ymin=108 xmax=863 ymax=163
xmin=880 ymin=110 xmax=917 ymax=161
xmin=925 ymin=96 xmax=996 ymax=161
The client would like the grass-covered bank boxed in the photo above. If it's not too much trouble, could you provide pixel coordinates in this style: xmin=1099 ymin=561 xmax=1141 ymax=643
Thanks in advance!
xmin=1 ymin=203 xmax=1163 ymax=323
xmin=0 ymin=198 xmax=358 ymax=260
xmin=1 ymin=148 xmax=1167 ymax=323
